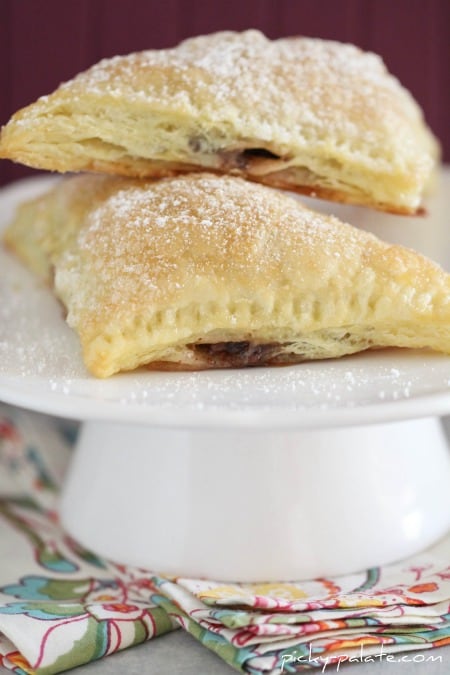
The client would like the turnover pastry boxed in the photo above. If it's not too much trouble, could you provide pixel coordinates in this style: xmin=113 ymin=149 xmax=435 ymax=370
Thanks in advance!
xmin=4 ymin=173 xmax=450 ymax=378
xmin=0 ymin=31 xmax=438 ymax=215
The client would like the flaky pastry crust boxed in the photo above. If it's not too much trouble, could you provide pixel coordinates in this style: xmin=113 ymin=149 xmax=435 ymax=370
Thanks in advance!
xmin=4 ymin=173 xmax=450 ymax=377
xmin=0 ymin=31 xmax=439 ymax=214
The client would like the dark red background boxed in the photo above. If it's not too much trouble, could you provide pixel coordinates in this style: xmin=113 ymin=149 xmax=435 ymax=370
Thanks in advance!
xmin=1 ymin=0 xmax=449 ymax=186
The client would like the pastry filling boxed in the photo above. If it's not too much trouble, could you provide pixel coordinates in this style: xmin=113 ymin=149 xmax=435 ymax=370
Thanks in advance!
xmin=240 ymin=148 xmax=282 ymax=161
xmin=192 ymin=340 xmax=286 ymax=367
xmin=218 ymin=147 xmax=285 ymax=174
xmin=187 ymin=136 xmax=289 ymax=174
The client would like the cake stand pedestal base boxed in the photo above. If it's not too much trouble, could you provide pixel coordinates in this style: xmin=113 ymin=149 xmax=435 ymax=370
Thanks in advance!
xmin=60 ymin=416 xmax=450 ymax=582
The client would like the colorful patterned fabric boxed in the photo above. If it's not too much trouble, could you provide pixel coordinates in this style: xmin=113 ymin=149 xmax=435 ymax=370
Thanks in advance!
xmin=0 ymin=402 xmax=449 ymax=674
xmin=0 ymin=405 xmax=176 ymax=674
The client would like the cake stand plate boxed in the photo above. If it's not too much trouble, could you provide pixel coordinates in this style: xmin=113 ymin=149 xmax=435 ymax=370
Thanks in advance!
xmin=0 ymin=176 xmax=449 ymax=582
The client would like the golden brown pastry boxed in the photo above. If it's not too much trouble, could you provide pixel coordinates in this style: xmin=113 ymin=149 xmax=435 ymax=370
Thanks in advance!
xmin=4 ymin=173 xmax=450 ymax=378
xmin=0 ymin=31 xmax=438 ymax=214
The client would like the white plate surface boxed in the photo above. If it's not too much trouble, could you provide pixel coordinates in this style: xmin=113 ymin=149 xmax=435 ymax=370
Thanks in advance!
xmin=0 ymin=174 xmax=449 ymax=429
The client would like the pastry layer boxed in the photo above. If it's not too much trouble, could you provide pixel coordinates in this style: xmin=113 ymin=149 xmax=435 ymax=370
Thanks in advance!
xmin=0 ymin=31 xmax=439 ymax=214
xmin=4 ymin=173 xmax=450 ymax=377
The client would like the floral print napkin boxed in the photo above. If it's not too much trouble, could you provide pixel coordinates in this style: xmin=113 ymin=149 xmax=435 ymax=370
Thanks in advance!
xmin=0 ymin=402 xmax=449 ymax=674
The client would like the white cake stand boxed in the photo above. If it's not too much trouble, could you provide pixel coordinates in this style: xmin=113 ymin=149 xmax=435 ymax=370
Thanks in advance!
xmin=0 ymin=175 xmax=449 ymax=582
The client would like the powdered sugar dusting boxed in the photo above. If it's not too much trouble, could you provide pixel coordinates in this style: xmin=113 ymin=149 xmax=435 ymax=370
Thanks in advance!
xmin=0 ymin=243 xmax=86 ymax=379
xmin=52 ymin=173 xmax=373 ymax=325
xmin=58 ymin=30 xmax=426 ymax=162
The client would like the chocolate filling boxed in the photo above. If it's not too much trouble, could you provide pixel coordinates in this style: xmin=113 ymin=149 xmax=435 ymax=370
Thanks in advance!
xmin=186 ymin=137 xmax=286 ymax=174
xmin=192 ymin=341 xmax=284 ymax=367
xmin=241 ymin=148 xmax=281 ymax=160
xmin=218 ymin=147 xmax=282 ymax=171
